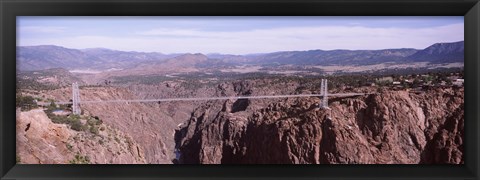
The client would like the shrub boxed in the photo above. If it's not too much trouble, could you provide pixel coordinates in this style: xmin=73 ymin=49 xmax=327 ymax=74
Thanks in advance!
xmin=66 ymin=143 xmax=73 ymax=151
xmin=50 ymin=115 xmax=69 ymax=124
xmin=69 ymin=114 xmax=81 ymax=121
xmin=87 ymin=117 xmax=103 ymax=126
xmin=47 ymin=101 xmax=57 ymax=110
xmin=70 ymin=119 xmax=87 ymax=131
xmin=16 ymin=94 xmax=38 ymax=111
xmin=16 ymin=155 xmax=21 ymax=164
xmin=96 ymin=119 xmax=103 ymax=125
xmin=89 ymin=126 xmax=99 ymax=135
xmin=69 ymin=154 xmax=90 ymax=164
xmin=87 ymin=118 xmax=96 ymax=126
xmin=48 ymin=114 xmax=86 ymax=131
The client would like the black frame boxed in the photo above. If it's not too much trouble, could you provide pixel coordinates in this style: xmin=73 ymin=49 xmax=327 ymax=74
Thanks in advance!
xmin=1 ymin=0 xmax=479 ymax=179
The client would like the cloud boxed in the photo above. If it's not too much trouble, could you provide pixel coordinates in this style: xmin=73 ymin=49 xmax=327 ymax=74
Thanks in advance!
xmin=18 ymin=23 xmax=464 ymax=54
xmin=136 ymin=28 xmax=205 ymax=37
xmin=20 ymin=26 xmax=67 ymax=33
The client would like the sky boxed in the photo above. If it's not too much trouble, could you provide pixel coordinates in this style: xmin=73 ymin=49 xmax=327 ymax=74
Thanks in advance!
xmin=17 ymin=16 xmax=464 ymax=55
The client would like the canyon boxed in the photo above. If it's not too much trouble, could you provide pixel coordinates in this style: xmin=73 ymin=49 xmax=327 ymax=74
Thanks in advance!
xmin=15 ymin=41 xmax=464 ymax=164
xmin=176 ymin=86 xmax=463 ymax=164
xmin=17 ymin=79 xmax=464 ymax=164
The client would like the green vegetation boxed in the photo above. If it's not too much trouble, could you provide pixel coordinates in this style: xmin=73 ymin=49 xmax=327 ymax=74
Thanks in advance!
xmin=66 ymin=143 xmax=73 ymax=151
xmin=107 ymin=68 xmax=463 ymax=96
xmin=50 ymin=114 xmax=90 ymax=132
xmin=287 ymin=69 xmax=465 ymax=91
xmin=17 ymin=68 xmax=81 ymax=90
xmin=45 ymin=103 xmax=103 ymax=133
xmin=89 ymin=126 xmax=99 ymax=135
xmin=87 ymin=116 xmax=103 ymax=135
xmin=16 ymin=94 xmax=38 ymax=111
xmin=17 ymin=78 xmax=60 ymax=90
xmin=43 ymin=100 xmax=69 ymax=113
xmin=112 ymin=74 xmax=174 ymax=85
xmin=69 ymin=116 xmax=86 ymax=131
xmin=87 ymin=116 xmax=103 ymax=126
xmin=16 ymin=155 xmax=21 ymax=164
xmin=69 ymin=153 xmax=90 ymax=164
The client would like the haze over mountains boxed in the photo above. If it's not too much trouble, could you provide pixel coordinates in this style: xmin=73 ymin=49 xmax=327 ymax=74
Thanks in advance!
xmin=17 ymin=41 xmax=464 ymax=72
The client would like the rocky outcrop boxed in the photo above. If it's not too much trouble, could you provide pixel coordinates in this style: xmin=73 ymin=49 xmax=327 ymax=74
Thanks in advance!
xmin=176 ymin=87 xmax=464 ymax=164
xmin=16 ymin=108 xmax=146 ymax=164
xmin=41 ymin=86 xmax=191 ymax=164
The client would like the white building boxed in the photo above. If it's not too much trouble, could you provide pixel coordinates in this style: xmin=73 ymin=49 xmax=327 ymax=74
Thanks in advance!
xmin=453 ymin=79 xmax=464 ymax=86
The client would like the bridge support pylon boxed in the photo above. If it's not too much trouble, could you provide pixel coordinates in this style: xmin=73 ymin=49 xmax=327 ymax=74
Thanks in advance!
xmin=320 ymin=79 xmax=330 ymax=109
xmin=72 ymin=82 xmax=81 ymax=115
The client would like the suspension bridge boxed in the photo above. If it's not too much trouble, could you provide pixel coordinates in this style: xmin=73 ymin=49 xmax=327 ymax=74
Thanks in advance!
xmin=40 ymin=79 xmax=370 ymax=115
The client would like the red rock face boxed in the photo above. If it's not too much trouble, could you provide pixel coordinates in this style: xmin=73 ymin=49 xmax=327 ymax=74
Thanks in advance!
xmin=176 ymin=87 xmax=464 ymax=164
xmin=16 ymin=108 xmax=147 ymax=164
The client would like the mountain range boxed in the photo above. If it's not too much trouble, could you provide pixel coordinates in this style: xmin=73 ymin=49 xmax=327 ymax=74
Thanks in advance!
xmin=17 ymin=46 xmax=175 ymax=71
xmin=17 ymin=41 xmax=464 ymax=72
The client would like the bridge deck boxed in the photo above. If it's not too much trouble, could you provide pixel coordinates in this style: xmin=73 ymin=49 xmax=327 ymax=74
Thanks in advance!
xmin=37 ymin=93 xmax=372 ymax=105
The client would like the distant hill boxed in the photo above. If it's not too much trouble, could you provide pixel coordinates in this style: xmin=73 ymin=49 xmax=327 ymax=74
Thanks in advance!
xmin=162 ymin=53 xmax=209 ymax=67
xmin=17 ymin=45 xmax=102 ymax=71
xmin=206 ymin=53 xmax=251 ymax=64
xmin=406 ymin=41 xmax=464 ymax=63
xmin=81 ymin=48 xmax=177 ymax=68
xmin=110 ymin=53 xmax=211 ymax=75
xmin=17 ymin=46 xmax=174 ymax=71
xmin=17 ymin=41 xmax=464 ymax=72
xmin=241 ymin=41 xmax=463 ymax=65
xmin=249 ymin=49 xmax=419 ymax=66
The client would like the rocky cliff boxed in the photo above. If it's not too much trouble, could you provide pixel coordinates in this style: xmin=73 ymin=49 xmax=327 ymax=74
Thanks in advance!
xmin=176 ymin=87 xmax=464 ymax=164
xmin=38 ymin=87 xmax=179 ymax=164
xmin=16 ymin=108 xmax=146 ymax=164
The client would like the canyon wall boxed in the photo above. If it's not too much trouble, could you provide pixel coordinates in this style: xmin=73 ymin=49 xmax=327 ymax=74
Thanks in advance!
xmin=16 ymin=108 xmax=146 ymax=164
xmin=176 ymin=87 xmax=464 ymax=164
xmin=18 ymin=81 xmax=463 ymax=164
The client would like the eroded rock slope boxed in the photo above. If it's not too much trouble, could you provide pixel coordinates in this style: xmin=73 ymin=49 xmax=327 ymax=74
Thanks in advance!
xmin=16 ymin=109 xmax=146 ymax=164
xmin=176 ymin=87 xmax=464 ymax=164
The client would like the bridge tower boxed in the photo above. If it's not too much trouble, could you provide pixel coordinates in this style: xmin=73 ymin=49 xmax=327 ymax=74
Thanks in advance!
xmin=72 ymin=82 xmax=81 ymax=115
xmin=320 ymin=79 xmax=329 ymax=109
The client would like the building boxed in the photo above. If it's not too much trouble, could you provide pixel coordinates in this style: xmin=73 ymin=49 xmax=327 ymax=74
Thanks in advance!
xmin=453 ymin=79 xmax=464 ymax=87
xmin=377 ymin=77 xmax=394 ymax=82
